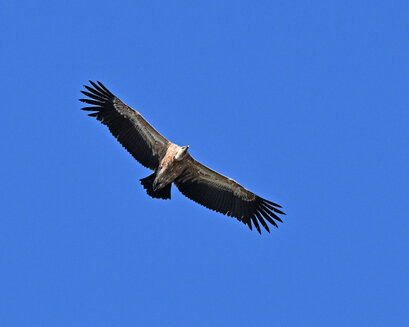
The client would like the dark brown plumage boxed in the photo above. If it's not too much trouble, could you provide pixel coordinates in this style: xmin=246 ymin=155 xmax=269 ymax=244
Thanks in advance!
xmin=80 ymin=81 xmax=285 ymax=234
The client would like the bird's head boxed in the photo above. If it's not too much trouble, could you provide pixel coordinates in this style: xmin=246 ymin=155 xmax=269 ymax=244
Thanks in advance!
xmin=175 ymin=145 xmax=189 ymax=161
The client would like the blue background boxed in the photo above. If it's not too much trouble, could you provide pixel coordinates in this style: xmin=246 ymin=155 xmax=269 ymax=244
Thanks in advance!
xmin=1 ymin=1 xmax=408 ymax=326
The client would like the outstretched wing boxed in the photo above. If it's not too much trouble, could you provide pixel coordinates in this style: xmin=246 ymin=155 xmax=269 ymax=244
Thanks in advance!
xmin=174 ymin=155 xmax=285 ymax=234
xmin=79 ymin=81 xmax=169 ymax=170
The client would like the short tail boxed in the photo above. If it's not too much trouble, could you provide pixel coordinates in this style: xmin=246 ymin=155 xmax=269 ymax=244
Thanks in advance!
xmin=140 ymin=173 xmax=171 ymax=200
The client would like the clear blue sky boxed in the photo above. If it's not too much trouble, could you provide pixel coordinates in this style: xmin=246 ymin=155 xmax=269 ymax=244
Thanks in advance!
xmin=1 ymin=1 xmax=408 ymax=326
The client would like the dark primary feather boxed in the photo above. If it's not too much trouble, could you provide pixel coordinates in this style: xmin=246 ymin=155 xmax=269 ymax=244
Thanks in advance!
xmin=175 ymin=174 xmax=285 ymax=234
xmin=79 ymin=81 xmax=164 ymax=170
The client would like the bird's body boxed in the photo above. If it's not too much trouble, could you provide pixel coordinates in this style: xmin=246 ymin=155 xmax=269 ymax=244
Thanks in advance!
xmin=80 ymin=81 xmax=285 ymax=233
xmin=154 ymin=144 xmax=189 ymax=191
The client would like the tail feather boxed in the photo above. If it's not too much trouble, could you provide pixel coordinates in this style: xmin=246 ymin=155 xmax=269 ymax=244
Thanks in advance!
xmin=140 ymin=173 xmax=171 ymax=200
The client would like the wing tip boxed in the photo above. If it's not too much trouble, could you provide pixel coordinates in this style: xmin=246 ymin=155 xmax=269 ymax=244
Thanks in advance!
xmin=81 ymin=80 xmax=115 ymax=99
xmin=253 ymin=196 xmax=285 ymax=234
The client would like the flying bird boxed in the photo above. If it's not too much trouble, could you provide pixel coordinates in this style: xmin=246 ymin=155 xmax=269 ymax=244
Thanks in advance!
xmin=80 ymin=81 xmax=285 ymax=233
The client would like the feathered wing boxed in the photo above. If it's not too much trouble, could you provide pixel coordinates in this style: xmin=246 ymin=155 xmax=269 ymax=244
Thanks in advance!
xmin=174 ymin=155 xmax=285 ymax=234
xmin=79 ymin=81 xmax=169 ymax=170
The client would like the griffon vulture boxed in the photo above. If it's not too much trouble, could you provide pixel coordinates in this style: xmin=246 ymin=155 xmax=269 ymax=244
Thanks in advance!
xmin=80 ymin=81 xmax=285 ymax=233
